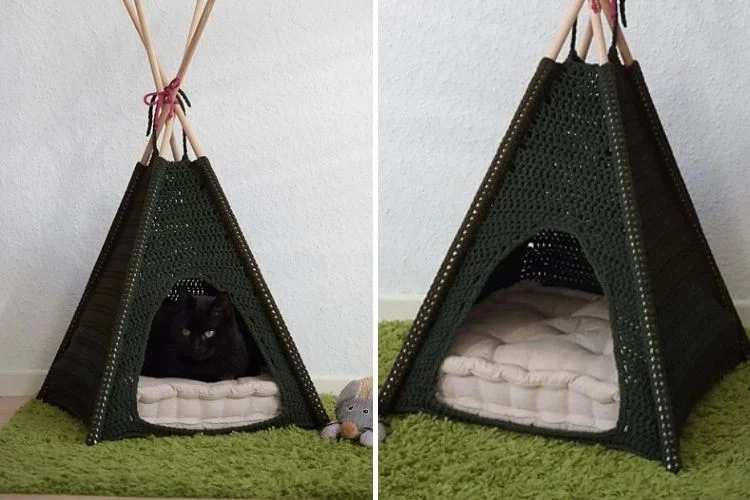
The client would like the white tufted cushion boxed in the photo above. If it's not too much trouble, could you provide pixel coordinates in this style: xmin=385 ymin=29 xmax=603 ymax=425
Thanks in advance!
xmin=137 ymin=373 xmax=282 ymax=430
xmin=437 ymin=281 xmax=620 ymax=433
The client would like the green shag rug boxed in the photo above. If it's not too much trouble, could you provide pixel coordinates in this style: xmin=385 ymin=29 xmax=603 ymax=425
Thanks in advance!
xmin=0 ymin=394 xmax=371 ymax=499
xmin=379 ymin=320 xmax=750 ymax=500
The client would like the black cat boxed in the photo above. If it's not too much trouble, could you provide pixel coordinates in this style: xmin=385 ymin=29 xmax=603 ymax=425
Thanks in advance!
xmin=142 ymin=285 xmax=264 ymax=382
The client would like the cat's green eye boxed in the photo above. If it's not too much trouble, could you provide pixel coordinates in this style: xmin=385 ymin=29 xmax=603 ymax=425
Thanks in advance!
xmin=204 ymin=330 xmax=215 ymax=338
xmin=181 ymin=328 xmax=191 ymax=336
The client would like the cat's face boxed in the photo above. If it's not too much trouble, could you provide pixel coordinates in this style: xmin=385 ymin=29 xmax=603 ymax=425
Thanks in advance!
xmin=167 ymin=286 xmax=235 ymax=362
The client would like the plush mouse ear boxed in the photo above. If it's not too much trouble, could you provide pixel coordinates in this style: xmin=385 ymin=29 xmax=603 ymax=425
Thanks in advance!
xmin=175 ymin=285 xmax=194 ymax=309
xmin=210 ymin=293 xmax=234 ymax=320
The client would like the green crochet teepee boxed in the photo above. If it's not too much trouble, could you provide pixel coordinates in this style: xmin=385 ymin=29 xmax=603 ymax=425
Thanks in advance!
xmin=38 ymin=0 xmax=328 ymax=445
xmin=379 ymin=2 xmax=749 ymax=472
xmin=38 ymin=157 xmax=329 ymax=444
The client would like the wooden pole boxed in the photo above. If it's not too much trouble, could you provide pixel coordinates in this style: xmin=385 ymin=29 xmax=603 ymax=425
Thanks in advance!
xmin=577 ymin=20 xmax=594 ymax=60
xmin=139 ymin=0 xmax=216 ymax=164
xmin=590 ymin=4 xmax=609 ymax=65
xmin=154 ymin=0 xmax=208 ymax=158
xmin=124 ymin=0 xmax=180 ymax=159
xmin=545 ymin=0 xmax=586 ymax=61
xmin=123 ymin=0 xmax=204 ymax=160
xmin=598 ymin=0 xmax=634 ymax=66
xmin=186 ymin=0 xmax=208 ymax=54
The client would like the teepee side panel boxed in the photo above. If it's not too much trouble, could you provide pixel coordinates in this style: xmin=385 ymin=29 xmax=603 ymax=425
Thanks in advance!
xmin=93 ymin=158 xmax=326 ymax=442
xmin=40 ymin=165 xmax=151 ymax=425
xmin=616 ymin=64 xmax=748 ymax=431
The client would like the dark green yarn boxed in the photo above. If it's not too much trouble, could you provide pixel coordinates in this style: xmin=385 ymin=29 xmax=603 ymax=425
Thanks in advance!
xmin=41 ymin=156 xmax=329 ymax=443
xmin=379 ymin=57 xmax=748 ymax=472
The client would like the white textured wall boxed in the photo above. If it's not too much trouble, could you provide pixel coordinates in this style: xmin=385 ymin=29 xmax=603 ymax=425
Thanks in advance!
xmin=0 ymin=0 xmax=372 ymax=388
xmin=379 ymin=0 xmax=750 ymax=298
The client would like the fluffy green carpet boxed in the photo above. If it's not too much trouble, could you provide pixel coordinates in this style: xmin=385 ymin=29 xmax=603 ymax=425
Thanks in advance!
xmin=379 ymin=320 xmax=750 ymax=500
xmin=0 ymin=395 xmax=371 ymax=499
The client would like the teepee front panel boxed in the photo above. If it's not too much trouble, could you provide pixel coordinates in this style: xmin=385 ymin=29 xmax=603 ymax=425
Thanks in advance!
xmin=41 ymin=157 xmax=329 ymax=444
xmin=99 ymin=157 xmax=327 ymax=443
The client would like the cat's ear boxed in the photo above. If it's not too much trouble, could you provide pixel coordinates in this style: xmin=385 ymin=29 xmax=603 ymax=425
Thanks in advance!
xmin=210 ymin=293 xmax=234 ymax=320
xmin=176 ymin=285 xmax=195 ymax=310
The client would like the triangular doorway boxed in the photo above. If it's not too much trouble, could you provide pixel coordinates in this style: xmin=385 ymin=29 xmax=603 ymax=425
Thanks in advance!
xmin=379 ymin=0 xmax=749 ymax=472
xmin=38 ymin=0 xmax=328 ymax=444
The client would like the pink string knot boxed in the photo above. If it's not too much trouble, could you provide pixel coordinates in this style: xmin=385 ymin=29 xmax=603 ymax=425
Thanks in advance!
xmin=143 ymin=77 xmax=181 ymax=132
xmin=590 ymin=0 xmax=618 ymax=23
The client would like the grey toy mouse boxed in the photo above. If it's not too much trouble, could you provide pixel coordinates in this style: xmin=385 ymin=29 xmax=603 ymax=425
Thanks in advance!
xmin=321 ymin=377 xmax=385 ymax=447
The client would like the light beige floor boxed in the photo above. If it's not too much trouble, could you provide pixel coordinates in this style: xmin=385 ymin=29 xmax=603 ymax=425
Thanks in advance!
xmin=0 ymin=397 xmax=201 ymax=500
xmin=0 ymin=396 xmax=28 ymax=427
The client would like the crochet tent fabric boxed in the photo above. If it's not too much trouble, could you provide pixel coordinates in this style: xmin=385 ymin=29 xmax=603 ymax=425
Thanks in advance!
xmin=38 ymin=0 xmax=329 ymax=444
xmin=39 ymin=158 xmax=329 ymax=444
xmin=379 ymin=1 xmax=749 ymax=472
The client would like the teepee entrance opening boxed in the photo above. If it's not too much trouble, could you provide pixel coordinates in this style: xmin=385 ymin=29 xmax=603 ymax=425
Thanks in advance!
xmin=137 ymin=279 xmax=282 ymax=430
xmin=436 ymin=230 xmax=620 ymax=434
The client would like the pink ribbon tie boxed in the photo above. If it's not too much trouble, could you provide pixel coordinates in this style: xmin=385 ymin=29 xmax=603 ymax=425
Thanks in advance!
xmin=143 ymin=77 xmax=181 ymax=132
xmin=608 ymin=0 xmax=617 ymax=23
xmin=590 ymin=0 xmax=617 ymax=23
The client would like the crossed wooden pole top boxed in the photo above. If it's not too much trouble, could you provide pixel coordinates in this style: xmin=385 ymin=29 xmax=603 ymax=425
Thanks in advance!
xmin=546 ymin=0 xmax=634 ymax=66
xmin=123 ymin=0 xmax=216 ymax=165
xmin=123 ymin=0 xmax=629 ymax=165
